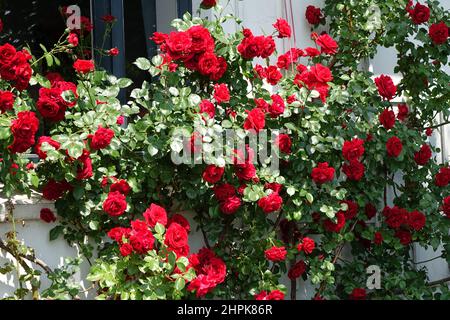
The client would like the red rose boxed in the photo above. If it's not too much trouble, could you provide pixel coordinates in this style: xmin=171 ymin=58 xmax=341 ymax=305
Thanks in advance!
xmin=101 ymin=15 xmax=117 ymax=23
xmin=165 ymin=31 xmax=192 ymax=60
xmin=103 ymin=191 xmax=127 ymax=217
xmin=258 ymin=192 xmax=283 ymax=214
xmin=73 ymin=59 xmax=95 ymax=73
xmin=265 ymin=66 xmax=282 ymax=85
xmin=315 ymin=34 xmax=338 ymax=55
xmin=435 ymin=167 xmax=450 ymax=187
xmin=310 ymin=63 xmax=333 ymax=83
xmin=143 ymin=203 xmax=168 ymax=228
xmin=386 ymin=136 xmax=403 ymax=157
xmin=442 ymin=196 xmax=450 ymax=218
xmin=340 ymin=200 xmax=359 ymax=220
xmin=119 ymin=243 xmax=133 ymax=257
xmin=342 ymin=138 xmax=365 ymax=161
xmin=129 ymin=228 xmax=155 ymax=254
xmin=40 ymin=208 xmax=56 ymax=223
xmin=288 ymin=260 xmax=306 ymax=280
xmin=0 ymin=90 xmax=14 ymax=113
xmin=76 ymin=150 xmax=93 ymax=180
xmin=9 ymin=111 xmax=39 ymax=154
xmin=52 ymin=81 xmax=78 ymax=107
xmin=255 ymin=290 xmax=285 ymax=300
xmin=165 ymin=222 xmax=189 ymax=250
xmin=200 ymin=0 xmax=217 ymax=9
xmin=429 ymin=22 xmax=449 ymax=45
xmin=151 ymin=32 xmax=168 ymax=45
xmin=0 ymin=43 xmax=17 ymax=66
xmin=35 ymin=136 xmax=61 ymax=159
xmin=235 ymin=162 xmax=256 ymax=181
xmin=365 ymin=203 xmax=377 ymax=219
xmin=397 ymin=103 xmax=409 ymax=121
xmin=203 ymin=165 xmax=225 ymax=184
xmin=343 ymin=159 xmax=365 ymax=181
xmin=219 ymin=195 xmax=242 ymax=215
xmin=108 ymin=47 xmax=119 ymax=56
xmin=395 ymin=230 xmax=412 ymax=245
xmin=168 ymin=214 xmax=191 ymax=233
xmin=374 ymin=232 xmax=383 ymax=245
xmin=311 ymin=162 xmax=335 ymax=184
xmin=414 ymin=144 xmax=432 ymax=166
xmin=323 ymin=212 xmax=346 ymax=233
xmin=213 ymin=183 xmax=236 ymax=201
xmin=305 ymin=5 xmax=323 ymax=25
xmin=42 ymin=179 xmax=70 ymax=201
xmin=383 ymin=206 xmax=408 ymax=229
xmin=199 ymin=99 xmax=215 ymax=119
xmin=268 ymin=94 xmax=285 ymax=118
xmin=197 ymin=52 xmax=219 ymax=76
xmin=90 ymin=126 xmax=114 ymax=150
xmin=409 ymin=3 xmax=430 ymax=24
xmin=244 ymin=108 xmax=265 ymax=132
xmin=297 ymin=237 xmax=315 ymax=254
xmin=379 ymin=109 xmax=396 ymax=130
xmin=304 ymin=47 xmax=321 ymax=57
xmin=408 ymin=210 xmax=426 ymax=231
xmin=68 ymin=33 xmax=79 ymax=47
xmin=273 ymin=18 xmax=291 ymax=38
xmin=264 ymin=246 xmax=287 ymax=262
xmin=275 ymin=134 xmax=292 ymax=154
xmin=349 ymin=288 xmax=366 ymax=300
xmin=108 ymin=227 xmax=131 ymax=244
xmin=213 ymin=84 xmax=230 ymax=104
xmin=187 ymin=25 xmax=215 ymax=54
xmin=110 ymin=179 xmax=131 ymax=196
xmin=36 ymin=88 xmax=66 ymax=122
xmin=375 ymin=75 xmax=397 ymax=100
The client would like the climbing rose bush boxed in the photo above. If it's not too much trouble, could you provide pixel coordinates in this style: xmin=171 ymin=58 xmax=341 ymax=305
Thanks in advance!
xmin=0 ymin=0 xmax=450 ymax=300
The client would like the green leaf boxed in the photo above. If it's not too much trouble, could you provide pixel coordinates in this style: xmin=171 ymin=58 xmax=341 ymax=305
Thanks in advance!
xmin=49 ymin=226 xmax=64 ymax=241
xmin=175 ymin=278 xmax=185 ymax=291
xmin=117 ymin=78 xmax=133 ymax=88
xmin=134 ymin=58 xmax=151 ymax=70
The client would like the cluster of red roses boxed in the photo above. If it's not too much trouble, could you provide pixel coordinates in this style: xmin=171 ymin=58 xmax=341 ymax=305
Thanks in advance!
xmin=187 ymin=247 xmax=227 ymax=297
xmin=0 ymin=43 xmax=32 ymax=91
xmin=406 ymin=1 xmax=449 ymax=45
xmin=36 ymin=79 xmax=78 ymax=122
xmin=8 ymin=111 xmax=40 ymax=154
xmin=102 ymin=179 xmax=131 ymax=217
xmin=108 ymin=204 xmax=191 ymax=257
xmin=151 ymin=25 xmax=227 ymax=81
xmin=342 ymin=138 xmax=365 ymax=181
xmin=382 ymin=206 xmax=426 ymax=245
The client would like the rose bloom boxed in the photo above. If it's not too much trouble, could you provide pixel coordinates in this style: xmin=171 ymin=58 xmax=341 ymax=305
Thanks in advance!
xmin=200 ymin=0 xmax=217 ymax=9
xmin=119 ymin=243 xmax=133 ymax=257
xmin=73 ymin=59 xmax=95 ymax=73
xmin=42 ymin=179 xmax=70 ymax=201
xmin=220 ymin=196 xmax=242 ymax=215
xmin=310 ymin=63 xmax=333 ymax=83
xmin=408 ymin=210 xmax=426 ymax=231
xmin=90 ymin=126 xmax=114 ymax=150
xmin=288 ymin=260 xmax=306 ymax=280
xmin=442 ymin=196 xmax=450 ymax=218
xmin=151 ymin=32 xmax=168 ymax=45
xmin=108 ymin=47 xmax=119 ymax=56
xmin=349 ymin=288 xmax=366 ymax=300
xmin=386 ymin=136 xmax=403 ymax=158
xmin=258 ymin=192 xmax=283 ymax=214
xmin=397 ymin=103 xmax=409 ymax=121
xmin=235 ymin=162 xmax=257 ymax=181
xmin=365 ymin=203 xmax=377 ymax=219
xmin=143 ymin=203 xmax=168 ymax=228
xmin=375 ymin=74 xmax=397 ymax=100
xmin=110 ymin=179 xmax=131 ymax=196
xmin=199 ymin=99 xmax=215 ymax=119
xmin=409 ymin=3 xmax=430 ymax=24
xmin=311 ymin=162 xmax=335 ymax=184
xmin=213 ymin=183 xmax=236 ymax=201
xmin=40 ymin=208 xmax=56 ymax=223
xmin=168 ymin=214 xmax=191 ymax=233
xmin=305 ymin=5 xmax=323 ymax=25
xmin=213 ymin=83 xmax=230 ymax=104
xmin=429 ymin=22 xmax=449 ymax=45
xmin=273 ymin=18 xmax=291 ymax=38
xmin=265 ymin=66 xmax=282 ymax=85
xmin=343 ymin=160 xmax=365 ymax=181
xmin=395 ymin=230 xmax=412 ymax=246
xmin=76 ymin=150 xmax=93 ymax=180
xmin=315 ymin=34 xmax=338 ymax=55
xmin=275 ymin=134 xmax=292 ymax=154
xmin=101 ymin=15 xmax=116 ymax=23
xmin=323 ymin=212 xmax=346 ymax=233
xmin=435 ymin=167 xmax=450 ymax=187
xmin=414 ymin=144 xmax=432 ymax=166
xmin=164 ymin=222 xmax=189 ymax=250
xmin=342 ymin=138 xmax=365 ymax=161
xmin=264 ymin=246 xmax=287 ymax=262
xmin=297 ymin=237 xmax=315 ymax=254
xmin=103 ymin=191 xmax=127 ymax=217
xmin=379 ymin=108 xmax=396 ymax=130
xmin=340 ymin=200 xmax=359 ymax=220
xmin=0 ymin=90 xmax=15 ymax=113
xmin=202 ymin=165 xmax=225 ymax=184
xmin=255 ymin=290 xmax=285 ymax=300
xmin=68 ymin=33 xmax=78 ymax=47
xmin=268 ymin=94 xmax=285 ymax=118
xmin=374 ymin=232 xmax=383 ymax=245
xmin=383 ymin=206 xmax=408 ymax=229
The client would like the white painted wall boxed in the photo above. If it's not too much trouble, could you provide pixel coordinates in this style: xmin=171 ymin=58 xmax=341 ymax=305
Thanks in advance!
xmin=0 ymin=0 xmax=448 ymax=299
